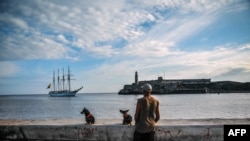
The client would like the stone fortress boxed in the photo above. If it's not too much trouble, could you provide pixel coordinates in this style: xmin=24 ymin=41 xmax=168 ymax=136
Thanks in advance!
xmin=118 ymin=71 xmax=250 ymax=94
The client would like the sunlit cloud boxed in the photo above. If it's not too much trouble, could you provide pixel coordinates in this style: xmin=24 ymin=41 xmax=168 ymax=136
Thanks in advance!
xmin=123 ymin=40 xmax=176 ymax=57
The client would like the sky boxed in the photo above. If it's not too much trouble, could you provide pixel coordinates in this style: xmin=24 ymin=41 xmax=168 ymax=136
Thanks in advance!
xmin=0 ymin=0 xmax=250 ymax=95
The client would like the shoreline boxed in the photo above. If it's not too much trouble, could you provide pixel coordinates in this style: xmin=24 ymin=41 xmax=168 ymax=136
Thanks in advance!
xmin=1 ymin=118 xmax=249 ymax=126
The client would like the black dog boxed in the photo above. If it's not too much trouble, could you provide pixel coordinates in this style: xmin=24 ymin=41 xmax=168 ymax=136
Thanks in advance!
xmin=120 ymin=109 xmax=132 ymax=125
xmin=80 ymin=107 xmax=95 ymax=125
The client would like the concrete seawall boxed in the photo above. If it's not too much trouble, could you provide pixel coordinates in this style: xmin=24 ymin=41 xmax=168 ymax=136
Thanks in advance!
xmin=0 ymin=119 xmax=249 ymax=141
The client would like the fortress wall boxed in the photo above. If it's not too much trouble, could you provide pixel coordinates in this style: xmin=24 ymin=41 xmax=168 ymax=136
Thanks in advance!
xmin=0 ymin=124 xmax=223 ymax=141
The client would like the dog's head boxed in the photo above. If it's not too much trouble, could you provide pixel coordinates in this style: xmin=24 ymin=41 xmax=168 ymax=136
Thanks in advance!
xmin=120 ymin=109 xmax=129 ymax=115
xmin=80 ymin=107 xmax=90 ymax=116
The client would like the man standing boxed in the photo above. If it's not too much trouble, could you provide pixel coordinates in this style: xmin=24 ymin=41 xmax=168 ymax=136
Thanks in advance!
xmin=133 ymin=83 xmax=160 ymax=141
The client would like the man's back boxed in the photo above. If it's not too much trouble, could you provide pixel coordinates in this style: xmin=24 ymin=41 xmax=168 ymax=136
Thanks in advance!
xmin=135 ymin=96 xmax=159 ymax=133
xmin=133 ymin=83 xmax=160 ymax=141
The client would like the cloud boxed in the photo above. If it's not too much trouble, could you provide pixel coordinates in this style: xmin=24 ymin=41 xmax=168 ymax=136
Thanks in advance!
xmin=0 ymin=61 xmax=19 ymax=77
xmin=82 ymin=43 xmax=250 ymax=92
xmin=86 ymin=45 xmax=119 ymax=58
xmin=1 ymin=0 xmax=247 ymax=60
xmin=0 ymin=0 xmax=147 ymax=59
xmin=0 ymin=34 xmax=72 ymax=60
xmin=123 ymin=40 xmax=176 ymax=57
xmin=0 ymin=0 xmax=249 ymax=94
xmin=57 ymin=34 xmax=69 ymax=44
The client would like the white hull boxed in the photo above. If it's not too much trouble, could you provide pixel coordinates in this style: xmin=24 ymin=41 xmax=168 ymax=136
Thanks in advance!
xmin=49 ymin=91 xmax=77 ymax=97
xmin=49 ymin=86 xmax=83 ymax=97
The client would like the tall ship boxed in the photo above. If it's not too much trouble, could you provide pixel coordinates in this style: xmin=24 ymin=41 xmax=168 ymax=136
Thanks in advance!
xmin=47 ymin=66 xmax=83 ymax=97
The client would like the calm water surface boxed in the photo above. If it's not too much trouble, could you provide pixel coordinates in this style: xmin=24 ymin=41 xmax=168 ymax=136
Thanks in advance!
xmin=0 ymin=93 xmax=249 ymax=120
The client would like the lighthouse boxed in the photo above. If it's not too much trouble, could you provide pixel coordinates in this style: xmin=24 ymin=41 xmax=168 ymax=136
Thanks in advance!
xmin=135 ymin=71 xmax=138 ymax=84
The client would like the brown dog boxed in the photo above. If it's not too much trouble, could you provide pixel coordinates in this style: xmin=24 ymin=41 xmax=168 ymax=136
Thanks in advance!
xmin=120 ymin=109 xmax=132 ymax=125
xmin=80 ymin=107 xmax=95 ymax=125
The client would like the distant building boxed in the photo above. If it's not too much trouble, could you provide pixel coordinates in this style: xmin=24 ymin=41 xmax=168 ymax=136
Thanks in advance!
xmin=118 ymin=71 xmax=211 ymax=94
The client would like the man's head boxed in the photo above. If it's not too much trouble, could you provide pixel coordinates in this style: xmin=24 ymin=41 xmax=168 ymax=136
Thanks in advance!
xmin=141 ymin=83 xmax=152 ymax=95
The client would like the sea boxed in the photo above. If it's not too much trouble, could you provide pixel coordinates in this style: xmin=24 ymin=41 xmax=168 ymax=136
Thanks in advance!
xmin=0 ymin=93 xmax=250 ymax=120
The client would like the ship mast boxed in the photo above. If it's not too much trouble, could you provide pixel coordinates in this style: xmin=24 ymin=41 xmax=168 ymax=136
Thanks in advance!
xmin=68 ymin=66 xmax=71 ymax=91
xmin=53 ymin=71 xmax=55 ymax=91
xmin=57 ymin=69 xmax=60 ymax=91
xmin=62 ymin=68 xmax=65 ymax=90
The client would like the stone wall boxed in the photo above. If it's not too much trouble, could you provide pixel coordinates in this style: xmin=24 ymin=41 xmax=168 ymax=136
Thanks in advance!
xmin=0 ymin=124 xmax=223 ymax=141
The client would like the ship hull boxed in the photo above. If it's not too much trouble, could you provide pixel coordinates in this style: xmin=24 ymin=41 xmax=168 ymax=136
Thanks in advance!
xmin=49 ymin=91 xmax=77 ymax=97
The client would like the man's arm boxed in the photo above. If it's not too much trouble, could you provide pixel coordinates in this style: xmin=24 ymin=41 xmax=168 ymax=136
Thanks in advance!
xmin=134 ymin=99 xmax=141 ymax=124
xmin=155 ymin=101 xmax=160 ymax=123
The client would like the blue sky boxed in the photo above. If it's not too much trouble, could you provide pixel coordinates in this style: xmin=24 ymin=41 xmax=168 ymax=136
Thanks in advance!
xmin=0 ymin=0 xmax=250 ymax=94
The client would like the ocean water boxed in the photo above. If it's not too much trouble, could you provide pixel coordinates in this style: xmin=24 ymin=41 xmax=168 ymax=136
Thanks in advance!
xmin=0 ymin=93 xmax=249 ymax=120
